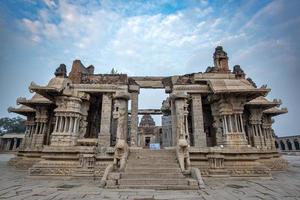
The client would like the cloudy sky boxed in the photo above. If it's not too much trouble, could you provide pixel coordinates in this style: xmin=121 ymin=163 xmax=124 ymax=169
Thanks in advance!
xmin=0 ymin=0 xmax=299 ymax=136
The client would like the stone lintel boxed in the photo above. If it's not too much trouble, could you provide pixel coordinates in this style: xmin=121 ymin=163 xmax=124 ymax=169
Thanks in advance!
xmin=128 ymin=109 xmax=162 ymax=115
xmin=172 ymin=85 xmax=210 ymax=94
xmin=129 ymin=76 xmax=166 ymax=88
xmin=194 ymin=73 xmax=236 ymax=80
xmin=72 ymin=84 xmax=128 ymax=93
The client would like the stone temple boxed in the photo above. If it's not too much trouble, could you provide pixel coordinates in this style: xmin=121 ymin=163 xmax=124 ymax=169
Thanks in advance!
xmin=8 ymin=46 xmax=288 ymax=189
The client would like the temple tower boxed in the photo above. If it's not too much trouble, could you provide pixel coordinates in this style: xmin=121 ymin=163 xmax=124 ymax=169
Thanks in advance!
xmin=213 ymin=46 xmax=229 ymax=72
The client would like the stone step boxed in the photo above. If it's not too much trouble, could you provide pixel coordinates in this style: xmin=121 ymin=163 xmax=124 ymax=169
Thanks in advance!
xmin=121 ymin=173 xmax=185 ymax=179
xmin=129 ymin=154 xmax=176 ymax=160
xmin=130 ymin=149 xmax=175 ymax=153
xmin=127 ymin=158 xmax=177 ymax=162
xmin=129 ymin=153 xmax=176 ymax=158
xmin=119 ymin=178 xmax=188 ymax=186
xmin=126 ymin=160 xmax=178 ymax=164
xmin=125 ymin=168 xmax=181 ymax=173
xmin=128 ymin=159 xmax=177 ymax=163
xmin=126 ymin=164 xmax=179 ymax=169
xmin=118 ymin=184 xmax=198 ymax=190
xmin=130 ymin=151 xmax=175 ymax=154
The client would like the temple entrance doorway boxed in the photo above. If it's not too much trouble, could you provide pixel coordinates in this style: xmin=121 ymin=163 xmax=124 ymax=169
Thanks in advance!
xmin=135 ymin=89 xmax=167 ymax=149
xmin=145 ymin=137 xmax=151 ymax=148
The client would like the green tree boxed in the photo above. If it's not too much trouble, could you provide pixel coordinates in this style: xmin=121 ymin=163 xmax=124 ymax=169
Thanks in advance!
xmin=0 ymin=117 xmax=26 ymax=134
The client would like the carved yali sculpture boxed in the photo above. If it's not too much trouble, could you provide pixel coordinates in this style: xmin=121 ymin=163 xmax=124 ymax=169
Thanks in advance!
xmin=113 ymin=139 xmax=128 ymax=172
xmin=177 ymin=138 xmax=191 ymax=172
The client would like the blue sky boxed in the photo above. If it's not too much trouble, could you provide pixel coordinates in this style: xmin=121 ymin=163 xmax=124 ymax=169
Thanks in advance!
xmin=0 ymin=0 xmax=299 ymax=136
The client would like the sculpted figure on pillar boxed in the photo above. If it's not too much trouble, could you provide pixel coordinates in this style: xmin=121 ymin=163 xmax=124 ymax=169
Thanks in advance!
xmin=172 ymin=93 xmax=191 ymax=173
xmin=177 ymin=137 xmax=191 ymax=172
xmin=113 ymin=139 xmax=128 ymax=171
xmin=112 ymin=92 xmax=129 ymax=171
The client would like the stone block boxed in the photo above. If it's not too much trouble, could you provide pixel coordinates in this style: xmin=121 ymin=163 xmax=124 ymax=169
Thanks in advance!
xmin=106 ymin=179 xmax=117 ymax=187
xmin=108 ymin=172 xmax=120 ymax=180
xmin=188 ymin=179 xmax=198 ymax=186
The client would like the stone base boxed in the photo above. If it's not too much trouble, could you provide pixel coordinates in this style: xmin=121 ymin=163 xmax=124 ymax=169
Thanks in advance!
xmin=190 ymin=147 xmax=283 ymax=177
xmin=223 ymin=133 xmax=248 ymax=147
xmin=28 ymin=145 xmax=114 ymax=178
xmin=8 ymin=150 xmax=43 ymax=170
xmin=258 ymin=156 xmax=288 ymax=171
xmin=50 ymin=133 xmax=77 ymax=146
xmin=208 ymin=169 xmax=230 ymax=177
xmin=9 ymin=146 xmax=286 ymax=183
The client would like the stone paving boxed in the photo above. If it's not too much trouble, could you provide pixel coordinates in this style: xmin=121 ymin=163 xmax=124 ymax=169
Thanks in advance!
xmin=0 ymin=154 xmax=300 ymax=200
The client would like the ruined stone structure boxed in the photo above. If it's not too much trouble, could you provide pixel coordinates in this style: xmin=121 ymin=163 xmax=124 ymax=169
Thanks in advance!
xmin=8 ymin=46 xmax=287 ymax=189
xmin=276 ymin=135 xmax=300 ymax=155
xmin=137 ymin=114 xmax=162 ymax=148
xmin=0 ymin=133 xmax=24 ymax=152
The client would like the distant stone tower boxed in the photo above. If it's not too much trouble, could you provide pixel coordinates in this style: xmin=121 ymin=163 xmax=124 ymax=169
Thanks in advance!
xmin=139 ymin=114 xmax=155 ymax=127
xmin=213 ymin=46 xmax=229 ymax=72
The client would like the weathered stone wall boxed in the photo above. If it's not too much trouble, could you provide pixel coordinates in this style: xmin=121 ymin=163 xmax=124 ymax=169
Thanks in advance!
xmin=276 ymin=135 xmax=300 ymax=152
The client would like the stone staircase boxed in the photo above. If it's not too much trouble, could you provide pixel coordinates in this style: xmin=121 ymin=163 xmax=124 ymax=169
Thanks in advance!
xmin=118 ymin=149 xmax=198 ymax=190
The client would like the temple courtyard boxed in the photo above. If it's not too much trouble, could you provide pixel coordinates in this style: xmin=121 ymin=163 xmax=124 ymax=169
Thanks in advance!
xmin=0 ymin=154 xmax=299 ymax=200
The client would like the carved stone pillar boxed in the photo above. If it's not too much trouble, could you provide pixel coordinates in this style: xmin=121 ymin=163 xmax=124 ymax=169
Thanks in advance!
xmin=171 ymin=93 xmax=188 ymax=144
xmin=21 ymin=116 xmax=35 ymax=150
xmin=210 ymin=103 xmax=223 ymax=146
xmin=33 ymin=106 xmax=49 ymax=149
xmin=113 ymin=92 xmax=129 ymax=142
xmin=222 ymin=113 xmax=248 ymax=147
xmin=99 ymin=93 xmax=113 ymax=147
xmin=130 ymin=92 xmax=139 ymax=146
xmin=191 ymin=94 xmax=206 ymax=147
xmin=6 ymin=139 xmax=11 ymax=151
xmin=212 ymin=96 xmax=248 ymax=147
xmin=79 ymin=101 xmax=90 ymax=139
xmin=12 ymin=138 xmax=17 ymax=151
xmin=50 ymin=96 xmax=83 ymax=146
xmin=171 ymin=99 xmax=177 ymax=146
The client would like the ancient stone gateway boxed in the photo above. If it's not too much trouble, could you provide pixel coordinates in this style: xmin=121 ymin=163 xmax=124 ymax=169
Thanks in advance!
xmin=8 ymin=46 xmax=288 ymax=189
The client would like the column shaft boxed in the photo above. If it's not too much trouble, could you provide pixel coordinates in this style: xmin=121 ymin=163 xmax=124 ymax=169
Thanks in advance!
xmin=54 ymin=117 xmax=58 ymax=132
xmin=130 ymin=92 xmax=138 ymax=146
xmin=69 ymin=117 xmax=74 ymax=133
xmin=191 ymin=94 xmax=206 ymax=147
xmin=224 ymin=115 xmax=228 ymax=134
xmin=99 ymin=93 xmax=112 ymax=147
xmin=171 ymin=100 xmax=177 ymax=146
xmin=229 ymin=115 xmax=233 ymax=133
xmin=58 ymin=116 xmax=63 ymax=132
xmin=240 ymin=114 xmax=245 ymax=133
xmin=234 ymin=114 xmax=238 ymax=132
xmin=63 ymin=116 xmax=68 ymax=133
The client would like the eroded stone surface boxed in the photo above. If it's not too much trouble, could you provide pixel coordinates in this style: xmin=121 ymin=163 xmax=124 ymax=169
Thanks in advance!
xmin=1 ymin=154 xmax=300 ymax=200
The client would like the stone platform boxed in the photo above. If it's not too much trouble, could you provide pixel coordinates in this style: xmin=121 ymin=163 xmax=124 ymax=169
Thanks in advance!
xmin=1 ymin=154 xmax=300 ymax=200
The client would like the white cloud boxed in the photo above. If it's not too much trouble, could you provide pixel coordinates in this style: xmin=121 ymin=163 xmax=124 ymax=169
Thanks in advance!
xmin=43 ymin=0 xmax=57 ymax=8
xmin=22 ymin=18 xmax=41 ymax=34
xmin=4 ymin=0 xmax=300 ymax=135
